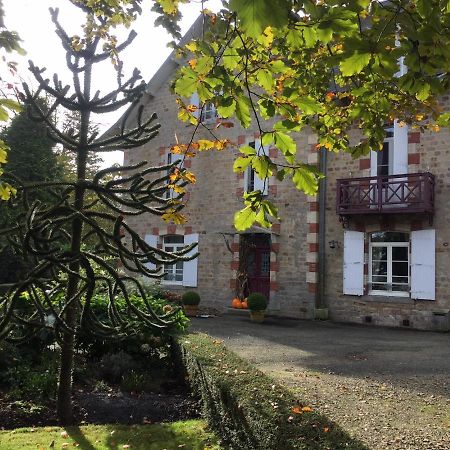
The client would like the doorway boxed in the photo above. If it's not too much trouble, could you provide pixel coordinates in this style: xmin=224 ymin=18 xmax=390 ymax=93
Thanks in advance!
xmin=239 ymin=234 xmax=271 ymax=300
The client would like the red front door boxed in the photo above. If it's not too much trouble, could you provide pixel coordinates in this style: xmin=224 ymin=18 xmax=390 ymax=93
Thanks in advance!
xmin=244 ymin=234 xmax=271 ymax=300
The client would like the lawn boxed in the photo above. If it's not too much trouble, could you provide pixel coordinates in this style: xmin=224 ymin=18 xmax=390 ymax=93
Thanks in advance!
xmin=0 ymin=420 xmax=222 ymax=450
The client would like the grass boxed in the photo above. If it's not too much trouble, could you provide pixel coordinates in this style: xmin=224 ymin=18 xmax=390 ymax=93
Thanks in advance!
xmin=0 ymin=420 xmax=222 ymax=450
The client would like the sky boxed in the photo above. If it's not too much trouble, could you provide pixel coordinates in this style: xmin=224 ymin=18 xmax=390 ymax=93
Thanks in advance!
xmin=2 ymin=0 xmax=220 ymax=167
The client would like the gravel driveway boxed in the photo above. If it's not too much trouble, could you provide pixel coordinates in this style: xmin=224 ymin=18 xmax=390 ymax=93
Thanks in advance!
xmin=191 ymin=315 xmax=450 ymax=450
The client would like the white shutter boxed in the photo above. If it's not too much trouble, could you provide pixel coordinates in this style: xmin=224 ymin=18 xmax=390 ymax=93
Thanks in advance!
xmin=190 ymin=92 xmax=200 ymax=119
xmin=253 ymin=139 xmax=269 ymax=195
xmin=393 ymin=120 xmax=408 ymax=175
xmin=411 ymin=229 xmax=435 ymax=300
xmin=183 ymin=233 xmax=199 ymax=287
xmin=370 ymin=150 xmax=377 ymax=177
xmin=343 ymin=230 xmax=364 ymax=295
xmin=144 ymin=234 xmax=159 ymax=272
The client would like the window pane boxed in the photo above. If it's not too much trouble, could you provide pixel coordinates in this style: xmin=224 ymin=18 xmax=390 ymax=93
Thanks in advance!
xmin=392 ymin=262 xmax=408 ymax=276
xmin=392 ymin=284 xmax=409 ymax=292
xmin=371 ymin=247 xmax=387 ymax=261
xmin=392 ymin=276 xmax=409 ymax=284
xmin=372 ymin=275 xmax=387 ymax=283
xmin=392 ymin=246 xmax=408 ymax=261
xmin=370 ymin=232 xmax=409 ymax=242
xmin=164 ymin=235 xmax=184 ymax=244
xmin=372 ymin=261 xmax=387 ymax=275
xmin=372 ymin=283 xmax=389 ymax=291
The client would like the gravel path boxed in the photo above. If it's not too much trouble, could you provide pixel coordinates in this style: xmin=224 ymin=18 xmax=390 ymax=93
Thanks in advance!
xmin=191 ymin=315 xmax=450 ymax=450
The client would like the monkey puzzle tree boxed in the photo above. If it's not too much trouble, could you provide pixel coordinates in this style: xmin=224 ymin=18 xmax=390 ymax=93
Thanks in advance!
xmin=0 ymin=3 xmax=197 ymax=425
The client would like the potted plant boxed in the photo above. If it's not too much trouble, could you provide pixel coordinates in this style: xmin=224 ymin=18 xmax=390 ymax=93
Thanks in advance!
xmin=247 ymin=292 xmax=268 ymax=323
xmin=182 ymin=291 xmax=200 ymax=317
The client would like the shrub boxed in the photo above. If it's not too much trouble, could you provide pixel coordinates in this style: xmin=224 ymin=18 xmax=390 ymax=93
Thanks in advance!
xmin=182 ymin=291 xmax=201 ymax=306
xmin=98 ymin=351 xmax=137 ymax=383
xmin=177 ymin=333 xmax=367 ymax=450
xmin=247 ymin=292 xmax=267 ymax=311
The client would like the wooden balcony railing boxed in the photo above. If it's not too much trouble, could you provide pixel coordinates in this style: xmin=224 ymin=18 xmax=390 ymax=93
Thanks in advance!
xmin=336 ymin=172 xmax=435 ymax=217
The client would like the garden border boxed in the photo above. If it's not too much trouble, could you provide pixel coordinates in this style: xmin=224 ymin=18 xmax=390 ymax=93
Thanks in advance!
xmin=175 ymin=333 xmax=368 ymax=450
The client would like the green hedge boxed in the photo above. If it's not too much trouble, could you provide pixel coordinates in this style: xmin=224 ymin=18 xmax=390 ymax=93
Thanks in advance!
xmin=177 ymin=333 xmax=368 ymax=450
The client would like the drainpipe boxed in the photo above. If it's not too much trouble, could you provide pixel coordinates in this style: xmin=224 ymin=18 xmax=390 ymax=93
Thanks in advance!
xmin=316 ymin=147 xmax=328 ymax=316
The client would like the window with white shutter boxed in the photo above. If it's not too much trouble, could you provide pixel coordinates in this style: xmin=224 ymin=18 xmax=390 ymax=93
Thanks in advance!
xmin=411 ymin=229 xmax=435 ymax=300
xmin=343 ymin=230 xmax=364 ymax=296
xmin=183 ymin=233 xmax=199 ymax=287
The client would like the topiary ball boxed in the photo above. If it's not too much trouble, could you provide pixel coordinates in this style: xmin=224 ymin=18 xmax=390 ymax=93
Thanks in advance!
xmin=247 ymin=292 xmax=267 ymax=311
xmin=182 ymin=291 xmax=201 ymax=306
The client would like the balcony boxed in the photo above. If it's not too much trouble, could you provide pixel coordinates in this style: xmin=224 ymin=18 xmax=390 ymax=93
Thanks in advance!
xmin=336 ymin=172 xmax=435 ymax=219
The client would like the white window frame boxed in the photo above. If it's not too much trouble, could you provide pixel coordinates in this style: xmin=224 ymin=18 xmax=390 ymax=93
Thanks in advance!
xmin=369 ymin=237 xmax=410 ymax=297
xmin=190 ymin=93 xmax=217 ymax=124
xmin=162 ymin=235 xmax=185 ymax=285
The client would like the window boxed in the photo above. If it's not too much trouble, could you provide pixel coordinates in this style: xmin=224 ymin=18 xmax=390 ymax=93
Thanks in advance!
xmin=343 ymin=230 xmax=435 ymax=300
xmin=244 ymin=141 xmax=269 ymax=195
xmin=190 ymin=93 xmax=217 ymax=124
xmin=162 ymin=235 xmax=185 ymax=283
xmin=375 ymin=128 xmax=394 ymax=176
xmin=369 ymin=231 xmax=409 ymax=296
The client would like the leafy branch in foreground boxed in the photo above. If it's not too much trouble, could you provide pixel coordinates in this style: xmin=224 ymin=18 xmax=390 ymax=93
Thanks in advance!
xmin=0 ymin=2 xmax=197 ymax=425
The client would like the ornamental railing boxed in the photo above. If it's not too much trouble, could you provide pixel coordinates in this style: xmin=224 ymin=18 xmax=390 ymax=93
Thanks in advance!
xmin=336 ymin=172 xmax=435 ymax=216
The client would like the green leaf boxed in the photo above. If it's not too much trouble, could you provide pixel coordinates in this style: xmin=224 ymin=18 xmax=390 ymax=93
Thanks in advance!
xmin=274 ymin=131 xmax=297 ymax=157
xmin=222 ymin=47 xmax=240 ymax=71
xmin=261 ymin=133 xmax=274 ymax=146
xmin=233 ymin=156 xmax=252 ymax=172
xmin=239 ymin=145 xmax=257 ymax=156
xmin=229 ymin=0 xmax=290 ymax=38
xmin=416 ymin=83 xmax=430 ymax=101
xmin=292 ymin=166 xmax=319 ymax=196
xmin=174 ymin=74 xmax=197 ymax=97
xmin=340 ymin=52 xmax=371 ymax=76
xmin=252 ymin=156 xmax=272 ymax=178
xmin=235 ymin=95 xmax=251 ymax=128
xmin=257 ymin=69 xmax=274 ymax=92
xmin=234 ymin=206 xmax=257 ymax=231
xmin=217 ymin=97 xmax=236 ymax=118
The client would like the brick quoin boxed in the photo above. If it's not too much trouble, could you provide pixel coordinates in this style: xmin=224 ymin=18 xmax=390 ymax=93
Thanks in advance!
xmin=230 ymin=260 xmax=239 ymax=270
xmin=270 ymin=281 xmax=279 ymax=291
xmin=309 ymin=243 xmax=318 ymax=252
xmin=271 ymin=223 xmax=281 ymax=234
xmin=359 ymin=158 xmax=370 ymax=170
xmin=183 ymin=159 xmax=192 ymax=168
xmin=269 ymin=147 xmax=278 ymax=158
xmin=408 ymin=153 xmax=420 ymax=165
xmin=271 ymin=243 xmax=280 ymax=253
xmin=230 ymin=279 xmax=236 ymax=289
xmin=408 ymin=132 xmax=421 ymax=144
xmin=269 ymin=185 xmax=278 ymax=197
xmin=309 ymin=262 xmax=318 ymax=272
xmin=230 ymin=242 xmax=240 ymax=253
xmin=236 ymin=187 xmax=244 ymax=197
xmin=308 ymin=282 xmax=318 ymax=294
xmin=270 ymin=261 xmax=279 ymax=272
xmin=159 ymin=147 xmax=166 ymax=156
xmin=253 ymin=132 xmax=261 ymax=139
xmin=184 ymin=226 xmax=193 ymax=235
xmin=309 ymin=202 xmax=318 ymax=212
xmin=167 ymin=225 xmax=176 ymax=235
xmin=309 ymin=223 xmax=319 ymax=233
xmin=151 ymin=227 xmax=159 ymax=236
xmin=310 ymin=144 xmax=318 ymax=152
xmin=237 ymin=135 xmax=246 ymax=145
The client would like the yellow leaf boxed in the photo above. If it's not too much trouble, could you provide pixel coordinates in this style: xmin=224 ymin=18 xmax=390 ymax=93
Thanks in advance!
xmin=183 ymin=171 xmax=196 ymax=184
xmin=188 ymin=59 xmax=197 ymax=69
xmin=197 ymin=139 xmax=215 ymax=151
xmin=185 ymin=41 xmax=197 ymax=52
xmin=302 ymin=406 xmax=313 ymax=412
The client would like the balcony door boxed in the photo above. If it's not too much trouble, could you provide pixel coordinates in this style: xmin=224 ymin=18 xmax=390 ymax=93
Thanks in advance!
xmin=370 ymin=122 xmax=408 ymax=209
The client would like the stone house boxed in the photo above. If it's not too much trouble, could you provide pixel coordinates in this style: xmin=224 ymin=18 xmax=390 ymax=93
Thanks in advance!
xmin=117 ymin=24 xmax=450 ymax=331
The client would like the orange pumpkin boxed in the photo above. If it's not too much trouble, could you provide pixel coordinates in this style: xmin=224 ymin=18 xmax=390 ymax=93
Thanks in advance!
xmin=241 ymin=300 xmax=248 ymax=309
xmin=231 ymin=298 xmax=242 ymax=309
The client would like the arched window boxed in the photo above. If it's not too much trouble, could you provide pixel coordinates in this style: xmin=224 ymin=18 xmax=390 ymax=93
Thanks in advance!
xmin=369 ymin=231 xmax=409 ymax=296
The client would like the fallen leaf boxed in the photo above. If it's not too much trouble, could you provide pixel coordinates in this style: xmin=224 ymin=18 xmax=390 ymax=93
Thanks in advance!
xmin=292 ymin=406 xmax=303 ymax=414
xmin=324 ymin=427 xmax=330 ymax=433
xmin=61 ymin=431 xmax=69 ymax=438
xmin=302 ymin=406 xmax=313 ymax=412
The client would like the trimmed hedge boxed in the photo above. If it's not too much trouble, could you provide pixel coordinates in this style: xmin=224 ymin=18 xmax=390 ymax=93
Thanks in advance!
xmin=177 ymin=333 xmax=368 ymax=450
